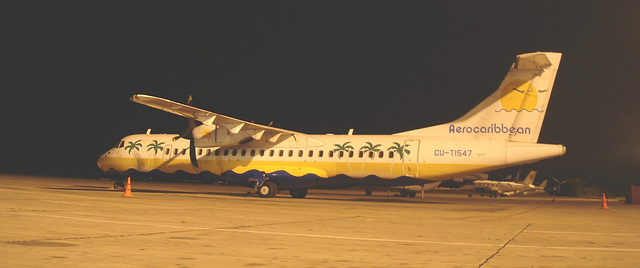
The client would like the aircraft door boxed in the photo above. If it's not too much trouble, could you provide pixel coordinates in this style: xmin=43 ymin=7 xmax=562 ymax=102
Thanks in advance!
xmin=402 ymin=139 xmax=420 ymax=177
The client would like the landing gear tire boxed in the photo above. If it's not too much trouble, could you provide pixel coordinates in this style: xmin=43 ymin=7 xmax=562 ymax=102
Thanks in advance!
xmin=290 ymin=189 xmax=308 ymax=198
xmin=400 ymin=189 xmax=409 ymax=197
xmin=114 ymin=181 xmax=125 ymax=190
xmin=258 ymin=181 xmax=277 ymax=198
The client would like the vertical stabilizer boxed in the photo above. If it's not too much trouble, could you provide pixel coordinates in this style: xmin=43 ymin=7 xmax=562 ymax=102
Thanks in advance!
xmin=521 ymin=171 xmax=537 ymax=185
xmin=397 ymin=52 xmax=561 ymax=143
xmin=539 ymin=180 xmax=548 ymax=189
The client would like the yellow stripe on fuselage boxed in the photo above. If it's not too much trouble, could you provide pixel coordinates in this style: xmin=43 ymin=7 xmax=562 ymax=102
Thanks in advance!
xmin=99 ymin=156 xmax=492 ymax=181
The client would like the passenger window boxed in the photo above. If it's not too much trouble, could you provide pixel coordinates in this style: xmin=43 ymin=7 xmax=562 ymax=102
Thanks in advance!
xmin=215 ymin=149 xmax=221 ymax=156
xmin=260 ymin=150 xmax=265 ymax=156
xmin=174 ymin=149 xmax=178 ymax=155
xmin=389 ymin=151 xmax=394 ymax=158
xmin=119 ymin=141 xmax=125 ymax=148
xmin=298 ymin=150 xmax=303 ymax=157
xmin=165 ymin=149 xmax=170 ymax=155
xmin=369 ymin=151 xmax=374 ymax=158
xmin=250 ymin=149 xmax=256 ymax=156
xmin=182 ymin=149 xmax=187 ymax=155
xmin=198 ymin=149 xmax=203 ymax=156
xmin=319 ymin=150 xmax=324 ymax=157
xmin=206 ymin=149 xmax=211 ymax=156
xmin=288 ymin=150 xmax=294 ymax=157
xmin=308 ymin=150 xmax=314 ymax=157
xmin=224 ymin=149 xmax=229 ymax=156
xmin=269 ymin=150 xmax=275 ymax=157
xmin=241 ymin=149 xmax=246 ymax=156
xmin=279 ymin=150 xmax=284 ymax=157
xmin=329 ymin=151 xmax=334 ymax=158
xmin=379 ymin=151 xmax=384 ymax=158
xmin=358 ymin=151 xmax=364 ymax=158
xmin=232 ymin=149 xmax=238 ymax=156
xmin=348 ymin=151 xmax=354 ymax=158
xmin=338 ymin=151 xmax=344 ymax=158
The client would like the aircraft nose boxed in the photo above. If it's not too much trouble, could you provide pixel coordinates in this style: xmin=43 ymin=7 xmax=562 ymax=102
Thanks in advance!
xmin=97 ymin=151 xmax=110 ymax=172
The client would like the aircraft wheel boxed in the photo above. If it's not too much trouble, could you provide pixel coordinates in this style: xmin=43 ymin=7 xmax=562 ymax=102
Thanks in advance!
xmin=400 ymin=189 xmax=409 ymax=197
xmin=290 ymin=189 xmax=308 ymax=198
xmin=258 ymin=181 xmax=277 ymax=198
xmin=114 ymin=181 xmax=125 ymax=190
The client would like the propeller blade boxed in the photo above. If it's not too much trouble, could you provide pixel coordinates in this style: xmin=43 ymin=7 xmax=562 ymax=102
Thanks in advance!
xmin=173 ymin=95 xmax=197 ymax=142
xmin=190 ymin=138 xmax=198 ymax=168
xmin=187 ymin=95 xmax=198 ymax=168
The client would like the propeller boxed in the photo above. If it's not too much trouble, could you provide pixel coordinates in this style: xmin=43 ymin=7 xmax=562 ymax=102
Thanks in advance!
xmin=550 ymin=177 xmax=568 ymax=194
xmin=172 ymin=95 xmax=199 ymax=168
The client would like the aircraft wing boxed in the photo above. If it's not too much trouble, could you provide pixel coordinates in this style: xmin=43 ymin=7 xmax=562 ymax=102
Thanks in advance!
xmin=130 ymin=94 xmax=323 ymax=147
xmin=131 ymin=94 xmax=219 ymax=124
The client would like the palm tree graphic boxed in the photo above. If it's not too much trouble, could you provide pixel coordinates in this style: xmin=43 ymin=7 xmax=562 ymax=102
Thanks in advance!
xmin=359 ymin=142 xmax=382 ymax=171
xmin=334 ymin=141 xmax=355 ymax=172
xmin=146 ymin=140 xmax=165 ymax=156
xmin=360 ymin=142 xmax=382 ymax=158
xmin=125 ymin=140 xmax=142 ymax=154
xmin=387 ymin=142 xmax=411 ymax=160
xmin=333 ymin=141 xmax=355 ymax=158
xmin=387 ymin=142 xmax=410 ymax=174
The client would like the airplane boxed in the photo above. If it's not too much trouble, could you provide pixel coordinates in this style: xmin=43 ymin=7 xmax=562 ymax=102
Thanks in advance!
xmin=395 ymin=173 xmax=488 ymax=197
xmin=98 ymin=52 xmax=566 ymax=198
xmin=395 ymin=182 xmax=442 ymax=197
xmin=473 ymin=171 xmax=548 ymax=197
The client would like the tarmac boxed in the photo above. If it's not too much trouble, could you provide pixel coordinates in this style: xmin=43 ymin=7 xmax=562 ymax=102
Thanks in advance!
xmin=1 ymin=174 xmax=639 ymax=267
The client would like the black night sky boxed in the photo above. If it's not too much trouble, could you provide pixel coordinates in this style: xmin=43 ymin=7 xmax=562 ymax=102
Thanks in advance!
xmin=2 ymin=1 xmax=639 ymax=192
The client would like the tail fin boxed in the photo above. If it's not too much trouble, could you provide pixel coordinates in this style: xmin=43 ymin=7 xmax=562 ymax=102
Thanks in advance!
xmin=522 ymin=171 xmax=537 ymax=185
xmin=397 ymin=52 xmax=561 ymax=143
xmin=539 ymin=180 xmax=548 ymax=189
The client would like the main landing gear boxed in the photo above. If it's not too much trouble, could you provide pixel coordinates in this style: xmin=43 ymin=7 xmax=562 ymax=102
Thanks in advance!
xmin=400 ymin=189 xmax=417 ymax=197
xmin=257 ymin=181 xmax=277 ymax=198
xmin=289 ymin=189 xmax=308 ymax=198
xmin=256 ymin=181 xmax=309 ymax=199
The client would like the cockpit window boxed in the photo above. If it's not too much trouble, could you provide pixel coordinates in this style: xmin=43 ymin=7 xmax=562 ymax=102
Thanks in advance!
xmin=115 ymin=140 xmax=125 ymax=148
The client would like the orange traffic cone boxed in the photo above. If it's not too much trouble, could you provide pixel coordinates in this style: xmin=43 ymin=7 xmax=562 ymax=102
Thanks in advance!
xmin=122 ymin=177 xmax=133 ymax=197
xmin=600 ymin=193 xmax=608 ymax=209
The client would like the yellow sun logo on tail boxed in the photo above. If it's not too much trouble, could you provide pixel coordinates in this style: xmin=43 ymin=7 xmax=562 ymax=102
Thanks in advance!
xmin=500 ymin=79 xmax=538 ymax=112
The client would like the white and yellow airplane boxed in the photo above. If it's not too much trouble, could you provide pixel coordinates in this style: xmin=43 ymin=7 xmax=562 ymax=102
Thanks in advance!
xmin=98 ymin=52 xmax=566 ymax=198
xmin=474 ymin=171 xmax=548 ymax=197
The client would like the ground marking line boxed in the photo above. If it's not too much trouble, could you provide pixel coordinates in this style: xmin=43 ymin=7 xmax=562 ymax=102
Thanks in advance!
xmin=215 ymin=228 xmax=640 ymax=253
xmin=527 ymin=230 xmax=640 ymax=236
xmin=214 ymin=228 xmax=498 ymax=247
xmin=504 ymin=202 xmax=550 ymax=217
xmin=478 ymin=223 xmax=531 ymax=267
xmin=41 ymin=200 xmax=93 ymax=206
xmin=508 ymin=244 xmax=640 ymax=252
xmin=6 ymin=229 xmax=209 ymax=244
xmin=22 ymin=213 xmax=210 ymax=230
